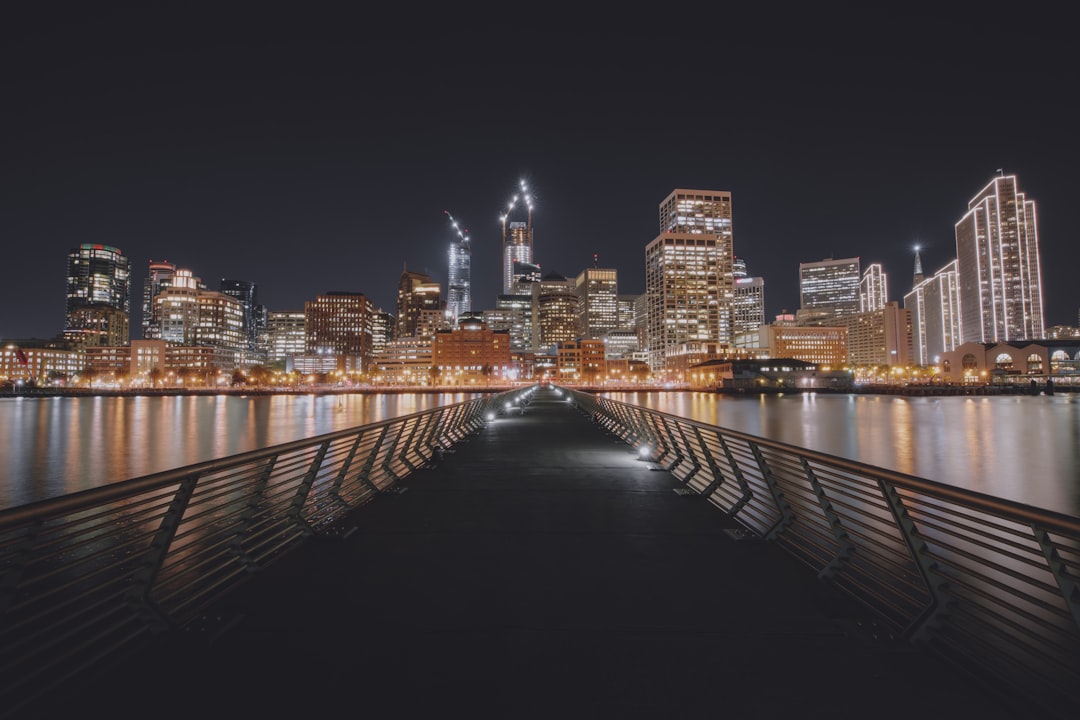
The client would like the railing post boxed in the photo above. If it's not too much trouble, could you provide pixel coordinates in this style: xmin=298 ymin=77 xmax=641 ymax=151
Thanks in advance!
xmin=750 ymin=441 xmax=794 ymax=541
xmin=1033 ymin=524 xmax=1080 ymax=633
xmin=287 ymin=441 xmax=330 ymax=536
xmin=694 ymin=426 xmax=726 ymax=498
xmin=800 ymin=457 xmax=854 ymax=581
xmin=357 ymin=425 xmax=391 ymax=493
xmin=878 ymin=480 xmax=953 ymax=643
xmin=128 ymin=473 xmax=200 ymax=631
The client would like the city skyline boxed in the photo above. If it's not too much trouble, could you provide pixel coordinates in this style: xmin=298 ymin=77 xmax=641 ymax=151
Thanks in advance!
xmin=3 ymin=7 xmax=1077 ymax=339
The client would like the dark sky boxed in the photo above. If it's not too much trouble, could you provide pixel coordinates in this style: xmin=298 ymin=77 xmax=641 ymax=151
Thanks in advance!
xmin=3 ymin=5 xmax=1077 ymax=340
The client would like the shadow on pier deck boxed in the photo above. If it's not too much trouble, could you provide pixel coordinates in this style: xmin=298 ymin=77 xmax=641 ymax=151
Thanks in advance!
xmin=36 ymin=387 xmax=1029 ymax=719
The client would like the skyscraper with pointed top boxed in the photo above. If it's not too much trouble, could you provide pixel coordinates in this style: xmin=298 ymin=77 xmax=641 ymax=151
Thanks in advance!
xmin=912 ymin=247 xmax=925 ymax=287
xmin=501 ymin=180 xmax=534 ymax=295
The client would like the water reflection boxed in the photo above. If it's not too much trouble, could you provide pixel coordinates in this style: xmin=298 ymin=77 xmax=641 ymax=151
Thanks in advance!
xmin=0 ymin=393 xmax=477 ymax=509
xmin=604 ymin=391 xmax=1080 ymax=516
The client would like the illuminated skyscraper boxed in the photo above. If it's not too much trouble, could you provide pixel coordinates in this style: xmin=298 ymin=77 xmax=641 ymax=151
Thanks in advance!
xmin=305 ymin=291 xmax=376 ymax=371
xmin=65 ymin=243 xmax=131 ymax=346
xmin=904 ymin=260 xmax=962 ymax=366
xmin=733 ymin=257 xmax=765 ymax=338
xmin=396 ymin=269 xmax=444 ymax=339
xmin=955 ymin=173 xmax=1044 ymax=343
xmin=219 ymin=279 xmax=259 ymax=353
xmin=645 ymin=189 xmax=735 ymax=373
xmin=142 ymin=260 xmax=176 ymax=340
xmin=798 ymin=257 xmax=861 ymax=323
xmin=500 ymin=180 xmax=534 ymax=295
xmin=859 ymin=262 xmax=888 ymax=312
xmin=445 ymin=212 xmax=471 ymax=323
xmin=574 ymin=265 xmax=619 ymax=340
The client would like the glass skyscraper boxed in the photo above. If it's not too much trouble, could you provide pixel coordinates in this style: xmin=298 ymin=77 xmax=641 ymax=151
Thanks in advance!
xmin=65 ymin=243 xmax=131 ymax=346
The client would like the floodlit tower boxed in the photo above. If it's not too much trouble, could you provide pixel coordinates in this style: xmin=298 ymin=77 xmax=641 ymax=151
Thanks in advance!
xmin=501 ymin=179 xmax=534 ymax=295
xmin=445 ymin=211 xmax=471 ymax=323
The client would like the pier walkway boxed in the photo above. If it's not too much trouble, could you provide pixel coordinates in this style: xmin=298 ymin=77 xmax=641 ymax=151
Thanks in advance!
xmin=34 ymin=386 xmax=1028 ymax=719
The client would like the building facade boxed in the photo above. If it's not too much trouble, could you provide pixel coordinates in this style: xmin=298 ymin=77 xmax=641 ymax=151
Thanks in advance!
xmin=955 ymin=173 xmax=1044 ymax=343
xmin=645 ymin=189 xmax=735 ymax=374
xmin=65 ymin=243 xmax=131 ymax=346
xmin=798 ymin=257 xmax=861 ymax=322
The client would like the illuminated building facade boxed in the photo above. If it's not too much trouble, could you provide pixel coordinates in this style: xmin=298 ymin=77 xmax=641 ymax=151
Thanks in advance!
xmin=843 ymin=301 xmax=911 ymax=366
xmin=859 ymin=262 xmax=888 ymax=312
xmin=904 ymin=260 xmax=962 ymax=366
xmin=65 ymin=243 xmax=131 ymax=346
xmin=645 ymin=189 xmax=735 ymax=373
xmin=219 ymin=279 xmax=259 ymax=353
xmin=447 ymin=230 xmax=471 ymax=323
xmin=142 ymin=260 xmax=176 ymax=339
xmin=397 ymin=269 xmax=443 ymax=339
xmin=431 ymin=316 xmax=513 ymax=385
xmin=532 ymin=272 xmax=578 ymax=351
xmin=766 ymin=324 xmax=848 ymax=366
xmin=500 ymin=181 xmax=534 ymax=295
xmin=555 ymin=339 xmax=606 ymax=384
xmin=798 ymin=257 xmax=861 ymax=323
xmin=305 ymin=291 xmax=375 ymax=371
xmin=266 ymin=311 xmax=306 ymax=364
xmin=487 ymin=295 xmax=533 ymax=352
xmin=574 ymin=267 xmax=619 ymax=340
xmin=955 ymin=173 xmax=1044 ymax=343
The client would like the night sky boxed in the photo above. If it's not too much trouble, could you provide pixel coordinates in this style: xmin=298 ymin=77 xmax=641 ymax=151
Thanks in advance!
xmin=3 ymin=5 xmax=1077 ymax=340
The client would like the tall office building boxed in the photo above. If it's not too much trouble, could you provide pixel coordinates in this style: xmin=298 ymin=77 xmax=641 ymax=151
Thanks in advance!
xmin=219 ymin=279 xmax=259 ymax=352
xmin=500 ymin=181 xmax=534 ymax=295
xmin=305 ymin=291 xmax=376 ymax=371
xmin=798 ymin=257 xmax=861 ymax=323
xmin=955 ymin=173 xmax=1044 ymax=343
xmin=532 ymin=271 xmax=578 ymax=350
xmin=142 ymin=260 xmax=176 ymax=340
xmin=732 ymin=257 xmax=765 ymax=340
xmin=904 ymin=260 xmax=962 ymax=366
xmin=65 ymin=243 xmax=132 ymax=346
xmin=645 ymin=189 xmax=735 ymax=373
xmin=574 ymin=266 xmax=619 ymax=340
xmin=859 ymin=262 xmax=888 ymax=312
xmin=445 ymin=213 xmax=471 ymax=323
xmin=396 ymin=269 xmax=443 ymax=339
xmin=266 ymin=310 xmax=306 ymax=364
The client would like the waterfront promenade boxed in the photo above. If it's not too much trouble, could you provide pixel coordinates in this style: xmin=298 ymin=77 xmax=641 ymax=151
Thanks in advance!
xmin=28 ymin=386 xmax=1032 ymax=719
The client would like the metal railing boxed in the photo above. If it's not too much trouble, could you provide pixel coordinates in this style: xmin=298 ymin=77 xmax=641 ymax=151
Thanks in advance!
xmin=0 ymin=388 xmax=528 ymax=716
xmin=568 ymin=387 xmax=1080 ymax=718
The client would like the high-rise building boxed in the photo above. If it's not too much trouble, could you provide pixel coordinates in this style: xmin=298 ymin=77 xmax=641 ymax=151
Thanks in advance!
xmin=798 ymin=257 xmax=861 ymax=323
xmin=574 ymin=266 xmax=619 ymax=340
xmin=732 ymin=257 xmax=765 ymax=339
xmin=955 ymin=173 xmax=1044 ymax=343
xmin=645 ymin=189 xmax=735 ymax=373
xmin=219 ymin=279 xmax=259 ymax=353
xmin=65 ymin=243 xmax=131 ymax=346
xmin=904 ymin=260 xmax=962 ymax=366
xmin=266 ymin=310 xmax=306 ymax=364
xmin=396 ymin=269 xmax=444 ymax=339
xmin=446 ymin=214 xmax=471 ymax=323
xmin=532 ymin=271 xmax=578 ymax=351
xmin=859 ymin=262 xmax=888 ymax=312
xmin=142 ymin=260 xmax=176 ymax=340
xmin=305 ymin=291 xmax=376 ymax=371
xmin=500 ymin=180 xmax=534 ymax=295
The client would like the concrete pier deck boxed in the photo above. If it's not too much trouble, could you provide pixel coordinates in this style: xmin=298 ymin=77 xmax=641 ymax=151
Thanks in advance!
xmin=34 ymin=386 xmax=1030 ymax=719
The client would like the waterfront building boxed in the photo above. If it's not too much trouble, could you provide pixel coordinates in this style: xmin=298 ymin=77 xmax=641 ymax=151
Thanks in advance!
xmin=396 ymin=269 xmax=443 ymax=339
xmin=765 ymin=323 xmax=847 ymax=366
xmin=142 ymin=260 xmax=176 ymax=340
xmin=955 ymin=173 xmax=1045 ymax=343
xmin=904 ymin=259 xmax=962 ymax=366
xmin=431 ymin=316 xmax=513 ymax=385
xmin=532 ymin=271 xmax=578 ymax=351
xmin=574 ymin=266 xmax=619 ymax=340
xmin=798 ymin=257 xmax=861 ymax=323
xmin=0 ymin=340 xmax=84 ymax=385
xmin=555 ymin=338 xmax=606 ymax=384
xmin=265 ymin=311 xmax=306 ymax=365
xmin=645 ymin=189 xmax=735 ymax=374
xmin=859 ymin=263 xmax=888 ymax=312
xmin=64 ymin=243 xmax=131 ymax=347
xmin=601 ymin=330 xmax=640 ymax=359
xmin=371 ymin=336 xmax=434 ymax=385
xmin=843 ymin=301 xmax=911 ymax=367
xmin=687 ymin=357 xmax=853 ymax=391
xmin=938 ymin=339 xmax=1080 ymax=385
xmin=501 ymin=181 xmax=534 ymax=295
xmin=304 ymin=291 xmax=376 ymax=372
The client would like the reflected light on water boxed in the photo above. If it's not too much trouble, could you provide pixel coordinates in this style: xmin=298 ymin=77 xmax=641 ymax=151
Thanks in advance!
xmin=604 ymin=391 xmax=1080 ymax=515
xmin=0 ymin=392 xmax=479 ymax=509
